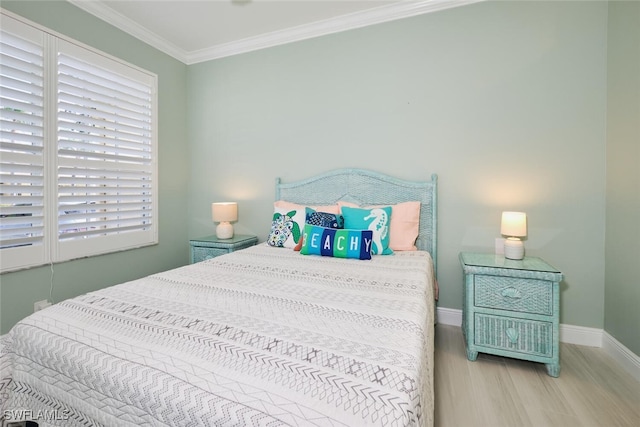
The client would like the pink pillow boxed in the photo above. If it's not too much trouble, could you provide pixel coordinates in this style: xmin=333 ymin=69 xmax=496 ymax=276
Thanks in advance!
xmin=338 ymin=201 xmax=420 ymax=251
xmin=275 ymin=200 xmax=340 ymax=215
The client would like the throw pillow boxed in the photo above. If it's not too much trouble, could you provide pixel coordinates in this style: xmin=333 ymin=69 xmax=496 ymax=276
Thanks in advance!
xmin=305 ymin=211 xmax=344 ymax=229
xmin=338 ymin=201 xmax=420 ymax=251
xmin=300 ymin=224 xmax=373 ymax=260
xmin=267 ymin=206 xmax=308 ymax=248
xmin=341 ymin=205 xmax=393 ymax=255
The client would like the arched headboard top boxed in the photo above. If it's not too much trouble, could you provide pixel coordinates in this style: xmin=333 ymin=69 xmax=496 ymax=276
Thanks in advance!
xmin=275 ymin=168 xmax=438 ymax=272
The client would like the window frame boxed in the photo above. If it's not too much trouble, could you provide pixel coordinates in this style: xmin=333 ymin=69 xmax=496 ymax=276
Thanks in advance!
xmin=0 ymin=10 xmax=158 ymax=273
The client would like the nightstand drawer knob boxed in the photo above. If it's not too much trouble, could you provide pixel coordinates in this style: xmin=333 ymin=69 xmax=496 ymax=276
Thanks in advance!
xmin=501 ymin=287 xmax=522 ymax=299
xmin=506 ymin=328 xmax=519 ymax=343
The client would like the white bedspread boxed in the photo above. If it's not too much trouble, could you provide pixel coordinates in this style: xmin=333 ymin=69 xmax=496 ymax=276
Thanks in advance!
xmin=1 ymin=244 xmax=435 ymax=427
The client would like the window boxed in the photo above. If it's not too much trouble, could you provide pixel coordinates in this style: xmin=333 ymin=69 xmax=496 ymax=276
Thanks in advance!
xmin=0 ymin=12 xmax=158 ymax=273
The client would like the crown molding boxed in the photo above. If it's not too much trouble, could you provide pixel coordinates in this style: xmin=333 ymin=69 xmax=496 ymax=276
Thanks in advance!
xmin=69 ymin=0 xmax=483 ymax=65
xmin=67 ymin=0 xmax=189 ymax=63
xmin=187 ymin=0 xmax=483 ymax=64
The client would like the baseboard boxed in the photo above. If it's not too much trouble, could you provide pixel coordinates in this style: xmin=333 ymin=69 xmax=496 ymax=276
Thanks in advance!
xmin=559 ymin=323 xmax=603 ymax=347
xmin=435 ymin=307 xmax=640 ymax=380
xmin=436 ymin=307 xmax=603 ymax=347
xmin=602 ymin=331 xmax=640 ymax=382
xmin=435 ymin=307 xmax=462 ymax=326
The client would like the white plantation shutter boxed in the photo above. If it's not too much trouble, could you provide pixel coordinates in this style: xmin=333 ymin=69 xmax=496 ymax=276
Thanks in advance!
xmin=0 ymin=16 xmax=47 ymax=271
xmin=56 ymin=41 xmax=156 ymax=260
xmin=0 ymin=12 xmax=157 ymax=272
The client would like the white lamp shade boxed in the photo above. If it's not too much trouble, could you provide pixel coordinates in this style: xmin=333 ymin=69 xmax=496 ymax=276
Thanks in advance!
xmin=501 ymin=211 xmax=527 ymax=238
xmin=212 ymin=202 xmax=237 ymax=223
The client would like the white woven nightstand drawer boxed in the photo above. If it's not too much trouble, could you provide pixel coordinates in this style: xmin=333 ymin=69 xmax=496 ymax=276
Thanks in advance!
xmin=474 ymin=275 xmax=553 ymax=315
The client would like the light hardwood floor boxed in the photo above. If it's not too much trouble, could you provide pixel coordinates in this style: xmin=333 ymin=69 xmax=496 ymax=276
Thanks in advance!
xmin=434 ymin=324 xmax=640 ymax=427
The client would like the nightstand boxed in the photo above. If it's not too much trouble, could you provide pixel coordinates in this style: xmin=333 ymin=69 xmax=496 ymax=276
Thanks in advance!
xmin=189 ymin=234 xmax=258 ymax=264
xmin=459 ymin=252 xmax=563 ymax=377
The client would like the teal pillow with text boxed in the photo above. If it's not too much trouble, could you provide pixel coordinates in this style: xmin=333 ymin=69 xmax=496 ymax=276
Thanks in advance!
xmin=300 ymin=224 xmax=373 ymax=260
xmin=341 ymin=206 xmax=393 ymax=255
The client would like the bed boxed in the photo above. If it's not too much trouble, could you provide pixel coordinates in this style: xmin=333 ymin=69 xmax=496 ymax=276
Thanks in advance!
xmin=1 ymin=168 xmax=438 ymax=427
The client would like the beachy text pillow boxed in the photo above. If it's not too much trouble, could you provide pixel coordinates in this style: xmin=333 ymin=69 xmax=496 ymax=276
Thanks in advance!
xmin=300 ymin=224 xmax=373 ymax=260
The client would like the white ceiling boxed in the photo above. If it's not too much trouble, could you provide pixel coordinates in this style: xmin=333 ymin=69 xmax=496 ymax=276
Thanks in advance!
xmin=68 ymin=0 xmax=481 ymax=64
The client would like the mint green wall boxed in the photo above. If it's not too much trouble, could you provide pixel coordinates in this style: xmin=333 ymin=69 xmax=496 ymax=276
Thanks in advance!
xmin=2 ymin=1 xmax=625 ymax=341
xmin=188 ymin=1 xmax=608 ymax=328
xmin=605 ymin=1 xmax=640 ymax=355
xmin=0 ymin=1 xmax=189 ymax=334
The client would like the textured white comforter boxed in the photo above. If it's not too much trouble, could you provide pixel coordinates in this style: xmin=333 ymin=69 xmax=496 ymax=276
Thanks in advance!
xmin=1 ymin=244 xmax=435 ymax=426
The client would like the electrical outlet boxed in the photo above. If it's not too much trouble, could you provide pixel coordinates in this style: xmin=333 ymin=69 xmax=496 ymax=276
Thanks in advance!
xmin=34 ymin=299 xmax=52 ymax=312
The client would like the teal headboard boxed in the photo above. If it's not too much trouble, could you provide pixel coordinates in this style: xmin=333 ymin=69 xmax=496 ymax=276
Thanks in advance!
xmin=275 ymin=168 xmax=438 ymax=275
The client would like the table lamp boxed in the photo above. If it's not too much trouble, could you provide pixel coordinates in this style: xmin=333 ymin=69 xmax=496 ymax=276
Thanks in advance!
xmin=212 ymin=202 xmax=237 ymax=239
xmin=501 ymin=211 xmax=527 ymax=260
